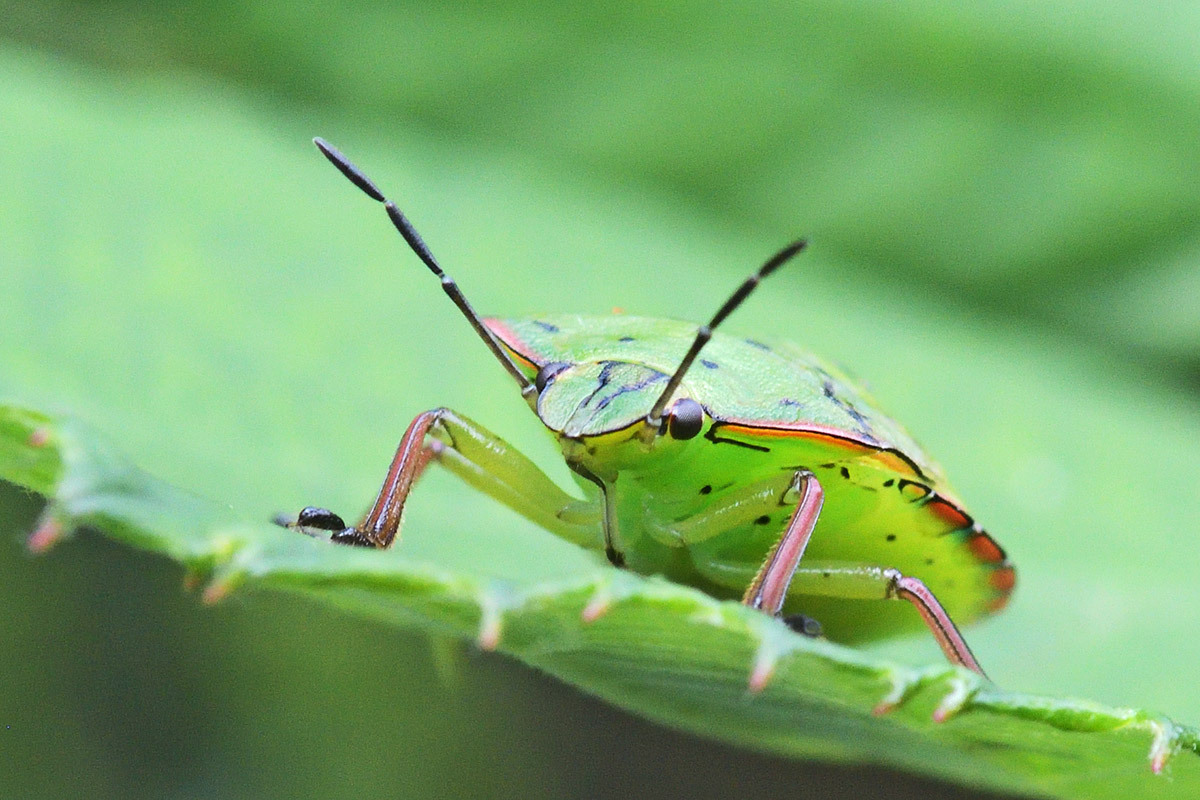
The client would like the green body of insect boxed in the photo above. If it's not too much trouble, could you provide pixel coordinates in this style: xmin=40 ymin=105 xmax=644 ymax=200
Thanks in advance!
xmin=292 ymin=138 xmax=1015 ymax=675
xmin=489 ymin=315 xmax=1014 ymax=645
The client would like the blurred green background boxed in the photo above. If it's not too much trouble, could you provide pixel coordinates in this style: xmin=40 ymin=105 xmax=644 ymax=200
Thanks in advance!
xmin=3 ymin=1 xmax=1200 ymax=798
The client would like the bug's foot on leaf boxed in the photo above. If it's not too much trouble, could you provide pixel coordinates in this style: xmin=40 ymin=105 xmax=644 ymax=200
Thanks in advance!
xmin=329 ymin=527 xmax=379 ymax=547
xmin=783 ymin=613 xmax=823 ymax=638
xmin=605 ymin=545 xmax=626 ymax=568
xmin=277 ymin=506 xmax=348 ymax=531
xmin=296 ymin=506 xmax=348 ymax=531
xmin=280 ymin=507 xmax=377 ymax=547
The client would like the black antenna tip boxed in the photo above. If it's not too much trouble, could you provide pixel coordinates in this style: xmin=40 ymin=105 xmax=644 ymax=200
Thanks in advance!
xmin=313 ymin=137 xmax=386 ymax=203
xmin=760 ymin=239 xmax=807 ymax=277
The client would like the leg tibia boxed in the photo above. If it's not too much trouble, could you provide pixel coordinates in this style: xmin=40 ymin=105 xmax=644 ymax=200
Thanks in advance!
xmin=742 ymin=472 xmax=823 ymax=615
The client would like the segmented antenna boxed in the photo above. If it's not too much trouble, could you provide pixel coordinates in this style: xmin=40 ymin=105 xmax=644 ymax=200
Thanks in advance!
xmin=313 ymin=138 xmax=534 ymax=396
xmin=646 ymin=240 xmax=807 ymax=424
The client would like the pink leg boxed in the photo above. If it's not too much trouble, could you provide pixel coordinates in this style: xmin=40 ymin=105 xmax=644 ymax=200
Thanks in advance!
xmin=739 ymin=470 xmax=988 ymax=677
xmin=346 ymin=410 xmax=442 ymax=547
xmin=291 ymin=410 xmax=443 ymax=548
xmin=890 ymin=572 xmax=986 ymax=677
xmin=742 ymin=471 xmax=824 ymax=615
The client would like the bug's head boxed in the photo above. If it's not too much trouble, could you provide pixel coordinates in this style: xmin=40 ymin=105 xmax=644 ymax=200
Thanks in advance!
xmin=515 ymin=355 xmax=709 ymax=473
xmin=482 ymin=237 xmax=807 ymax=473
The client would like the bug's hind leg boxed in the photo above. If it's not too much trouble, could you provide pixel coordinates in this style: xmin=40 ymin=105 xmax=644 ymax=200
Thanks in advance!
xmin=784 ymin=563 xmax=987 ymax=677
xmin=887 ymin=571 xmax=986 ymax=676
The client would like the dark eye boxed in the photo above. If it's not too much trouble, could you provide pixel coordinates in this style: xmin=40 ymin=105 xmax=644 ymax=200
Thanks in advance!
xmin=666 ymin=398 xmax=704 ymax=440
xmin=535 ymin=361 xmax=571 ymax=393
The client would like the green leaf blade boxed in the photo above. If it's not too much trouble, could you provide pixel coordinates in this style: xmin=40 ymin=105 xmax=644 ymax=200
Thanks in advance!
xmin=4 ymin=403 xmax=1197 ymax=799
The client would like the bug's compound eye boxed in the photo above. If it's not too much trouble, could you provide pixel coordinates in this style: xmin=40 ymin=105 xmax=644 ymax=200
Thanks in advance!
xmin=666 ymin=397 xmax=704 ymax=440
xmin=535 ymin=361 xmax=571 ymax=394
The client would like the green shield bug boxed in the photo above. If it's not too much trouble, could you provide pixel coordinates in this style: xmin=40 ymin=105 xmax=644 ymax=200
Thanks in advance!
xmin=289 ymin=138 xmax=1015 ymax=680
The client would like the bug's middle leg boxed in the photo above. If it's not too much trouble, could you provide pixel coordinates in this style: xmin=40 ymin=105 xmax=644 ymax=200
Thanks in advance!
xmin=741 ymin=471 xmax=824 ymax=615
xmin=665 ymin=470 xmax=826 ymax=635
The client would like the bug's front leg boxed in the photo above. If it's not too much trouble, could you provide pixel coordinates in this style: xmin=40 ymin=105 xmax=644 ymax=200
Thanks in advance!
xmin=286 ymin=408 xmax=600 ymax=550
xmin=313 ymin=409 xmax=442 ymax=548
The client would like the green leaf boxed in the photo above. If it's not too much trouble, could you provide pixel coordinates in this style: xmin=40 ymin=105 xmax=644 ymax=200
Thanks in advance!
xmin=4 ymin=403 xmax=1198 ymax=798
xmin=7 ymin=43 xmax=1200 ymax=798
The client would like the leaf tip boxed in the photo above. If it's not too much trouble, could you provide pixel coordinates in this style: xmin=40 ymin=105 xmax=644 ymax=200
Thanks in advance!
xmin=26 ymin=516 xmax=64 ymax=554
xmin=932 ymin=673 xmax=979 ymax=724
xmin=873 ymin=666 xmax=924 ymax=716
xmin=581 ymin=586 xmax=612 ymax=623
xmin=27 ymin=426 xmax=52 ymax=448
xmin=201 ymin=572 xmax=242 ymax=605
xmin=748 ymin=658 xmax=776 ymax=694
xmin=1148 ymin=720 xmax=1176 ymax=774
xmin=748 ymin=637 xmax=781 ymax=694
xmin=476 ymin=595 xmax=504 ymax=651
